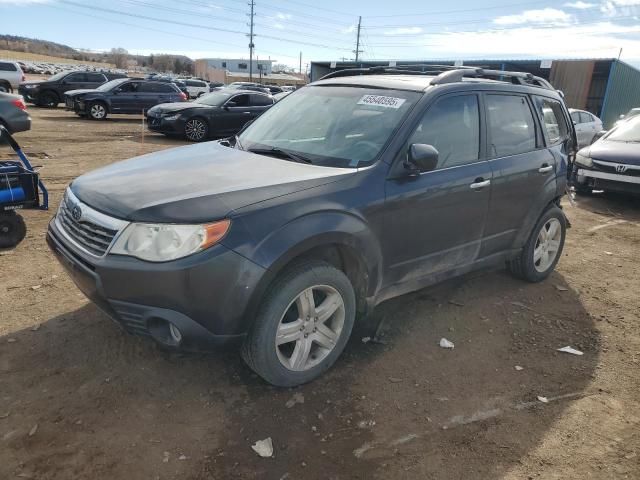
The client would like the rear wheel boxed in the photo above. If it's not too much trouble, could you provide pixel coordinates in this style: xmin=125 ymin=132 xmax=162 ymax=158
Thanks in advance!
xmin=37 ymin=91 xmax=59 ymax=108
xmin=508 ymin=205 xmax=566 ymax=283
xmin=0 ymin=82 xmax=11 ymax=94
xmin=242 ymin=261 xmax=356 ymax=387
xmin=184 ymin=118 xmax=208 ymax=142
xmin=88 ymin=102 xmax=108 ymax=120
xmin=0 ymin=212 xmax=27 ymax=249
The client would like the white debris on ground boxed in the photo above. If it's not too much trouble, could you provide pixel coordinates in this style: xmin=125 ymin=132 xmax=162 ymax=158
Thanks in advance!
xmin=557 ymin=346 xmax=584 ymax=356
xmin=285 ymin=392 xmax=304 ymax=408
xmin=439 ymin=338 xmax=455 ymax=349
xmin=251 ymin=437 xmax=274 ymax=458
xmin=515 ymin=365 xmax=524 ymax=371
xmin=537 ymin=396 xmax=549 ymax=404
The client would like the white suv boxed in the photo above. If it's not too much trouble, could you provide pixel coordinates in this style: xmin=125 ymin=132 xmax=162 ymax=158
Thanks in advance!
xmin=0 ymin=61 xmax=25 ymax=93
xmin=178 ymin=78 xmax=210 ymax=99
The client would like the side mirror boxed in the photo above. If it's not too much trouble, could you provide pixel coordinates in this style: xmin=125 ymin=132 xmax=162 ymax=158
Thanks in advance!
xmin=404 ymin=144 xmax=439 ymax=175
xmin=225 ymin=101 xmax=237 ymax=110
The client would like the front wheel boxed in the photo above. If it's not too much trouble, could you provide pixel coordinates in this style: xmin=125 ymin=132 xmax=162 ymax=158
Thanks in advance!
xmin=0 ymin=212 xmax=27 ymax=249
xmin=0 ymin=82 xmax=11 ymax=94
xmin=508 ymin=205 xmax=566 ymax=282
xmin=88 ymin=102 xmax=108 ymax=120
xmin=37 ymin=91 xmax=59 ymax=108
xmin=242 ymin=261 xmax=356 ymax=387
xmin=184 ymin=118 xmax=208 ymax=142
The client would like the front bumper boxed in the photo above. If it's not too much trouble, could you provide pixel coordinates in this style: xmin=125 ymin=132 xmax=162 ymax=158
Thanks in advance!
xmin=47 ymin=217 xmax=266 ymax=350
xmin=18 ymin=86 xmax=39 ymax=103
xmin=576 ymin=167 xmax=640 ymax=194
xmin=147 ymin=115 xmax=184 ymax=135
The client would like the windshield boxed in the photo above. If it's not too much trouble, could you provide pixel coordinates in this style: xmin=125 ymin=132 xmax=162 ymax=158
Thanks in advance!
xmin=607 ymin=115 xmax=640 ymax=142
xmin=238 ymin=86 xmax=420 ymax=168
xmin=195 ymin=91 xmax=236 ymax=106
xmin=97 ymin=78 xmax=129 ymax=92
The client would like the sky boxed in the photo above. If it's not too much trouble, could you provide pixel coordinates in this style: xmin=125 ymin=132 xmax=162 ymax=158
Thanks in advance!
xmin=1 ymin=0 xmax=640 ymax=69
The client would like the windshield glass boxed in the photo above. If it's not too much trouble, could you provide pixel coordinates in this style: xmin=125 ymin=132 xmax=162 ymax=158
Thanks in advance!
xmin=238 ymin=86 xmax=420 ymax=168
xmin=194 ymin=91 xmax=235 ymax=106
xmin=607 ymin=116 xmax=640 ymax=142
xmin=97 ymin=78 xmax=129 ymax=92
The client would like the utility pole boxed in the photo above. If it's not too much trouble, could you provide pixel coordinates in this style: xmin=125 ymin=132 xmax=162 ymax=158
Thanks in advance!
xmin=248 ymin=0 xmax=255 ymax=81
xmin=354 ymin=16 xmax=363 ymax=62
xmin=299 ymin=51 xmax=302 ymax=74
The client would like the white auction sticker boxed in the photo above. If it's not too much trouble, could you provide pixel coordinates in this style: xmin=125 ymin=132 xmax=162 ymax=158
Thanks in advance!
xmin=357 ymin=95 xmax=406 ymax=109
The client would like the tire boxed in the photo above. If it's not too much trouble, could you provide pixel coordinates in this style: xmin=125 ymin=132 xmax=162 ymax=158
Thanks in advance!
xmin=508 ymin=205 xmax=566 ymax=283
xmin=37 ymin=91 xmax=59 ymax=108
xmin=241 ymin=261 xmax=356 ymax=387
xmin=0 ymin=212 xmax=27 ymax=249
xmin=88 ymin=102 xmax=108 ymax=120
xmin=184 ymin=117 xmax=208 ymax=142
xmin=0 ymin=82 xmax=11 ymax=94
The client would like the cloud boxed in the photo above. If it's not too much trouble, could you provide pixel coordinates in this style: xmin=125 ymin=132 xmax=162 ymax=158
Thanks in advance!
xmin=340 ymin=25 xmax=356 ymax=34
xmin=564 ymin=1 xmax=597 ymax=8
xmin=601 ymin=0 xmax=640 ymax=16
xmin=276 ymin=12 xmax=292 ymax=21
xmin=384 ymin=27 xmax=424 ymax=35
xmin=493 ymin=8 xmax=574 ymax=25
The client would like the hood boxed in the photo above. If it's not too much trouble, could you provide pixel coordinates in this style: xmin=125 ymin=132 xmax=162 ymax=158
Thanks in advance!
xmin=586 ymin=140 xmax=640 ymax=166
xmin=65 ymin=89 xmax=98 ymax=97
xmin=149 ymin=102 xmax=212 ymax=114
xmin=71 ymin=142 xmax=354 ymax=223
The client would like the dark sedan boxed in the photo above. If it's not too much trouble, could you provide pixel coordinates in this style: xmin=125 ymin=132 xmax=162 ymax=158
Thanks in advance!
xmin=146 ymin=90 xmax=274 ymax=141
xmin=573 ymin=115 xmax=640 ymax=195
xmin=0 ymin=93 xmax=30 ymax=134
xmin=65 ymin=78 xmax=187 ymax=120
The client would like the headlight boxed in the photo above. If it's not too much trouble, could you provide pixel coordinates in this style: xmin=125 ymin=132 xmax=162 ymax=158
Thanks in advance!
xmin=110 ymin=219 xmax=230 ymax=262
xmin=575 ymin=152 xmax=593 ymax=168
xmin=163 ymin=114 xmax=180 ymax=121
xmin=24 ymin=84 xmax=37 ymax=89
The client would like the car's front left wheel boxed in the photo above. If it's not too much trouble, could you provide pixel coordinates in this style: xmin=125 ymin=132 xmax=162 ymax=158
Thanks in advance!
xmin=184 ymin=118 xmax=209 ymax=142
xmin=242 ymin=261 xmax=356 ymax=387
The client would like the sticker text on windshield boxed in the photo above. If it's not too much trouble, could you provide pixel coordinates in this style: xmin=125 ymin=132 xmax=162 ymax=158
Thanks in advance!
xmin=357 ymin=95 xmax=406 ymax=109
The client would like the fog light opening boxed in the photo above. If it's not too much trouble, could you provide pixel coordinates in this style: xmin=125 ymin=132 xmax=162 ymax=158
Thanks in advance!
xmin=169 ymin=323 xmax=183 ymax=343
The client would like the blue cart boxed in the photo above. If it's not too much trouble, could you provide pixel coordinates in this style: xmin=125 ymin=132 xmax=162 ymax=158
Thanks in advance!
xmin=0 ymin=125 xmax=49 ymax=248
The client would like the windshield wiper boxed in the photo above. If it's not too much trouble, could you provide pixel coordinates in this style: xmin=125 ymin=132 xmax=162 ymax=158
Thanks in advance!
xmin=247 ymin=147 xmax=313 ymax=164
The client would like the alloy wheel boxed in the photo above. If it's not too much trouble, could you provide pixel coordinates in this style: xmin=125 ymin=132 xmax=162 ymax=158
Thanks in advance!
xmin=90 ymin=104 xmax=106 ymax=119
xmin=185 ymin=119 xmax=206 ymax=141
xmin=275 ymin=285 xmax=346 ymax=372
xmin=533 ymin=218 xmax=562 ymax=273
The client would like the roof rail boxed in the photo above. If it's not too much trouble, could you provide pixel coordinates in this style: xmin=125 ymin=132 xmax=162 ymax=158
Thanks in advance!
xmin=320 ymin=65 xmax=555 ymax=91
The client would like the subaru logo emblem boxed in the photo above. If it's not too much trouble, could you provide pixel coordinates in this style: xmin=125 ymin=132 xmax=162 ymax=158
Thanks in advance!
xmin=71 ymin=205 xmax=82 ymax=221
xmin=616 ymin=165 xmax=627 ymax=173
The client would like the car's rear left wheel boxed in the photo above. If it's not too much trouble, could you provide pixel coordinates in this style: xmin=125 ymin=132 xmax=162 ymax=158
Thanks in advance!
xmin=242 ymin=261 xmax=356 ymax=387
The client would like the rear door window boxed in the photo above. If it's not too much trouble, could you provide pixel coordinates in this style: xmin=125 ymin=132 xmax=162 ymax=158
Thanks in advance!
xmin=486 ymin=94 xmax=537 ymax=158
xmin=533 ymin=97 xmax=569 ymax=146
xmin=407 ymin=94 xmax=480 ymax=170
xmin=580 ymin=112 xmax=593 ymax=123
xmin=86 ymin=73 xmax=107 ymax=83
xmin=571 ymin=111 xmax=582 ymax=124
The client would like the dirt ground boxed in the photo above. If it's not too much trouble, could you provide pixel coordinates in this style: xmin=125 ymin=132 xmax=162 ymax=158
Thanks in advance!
xmin=1 ymin=107 xmax=639 ymax=480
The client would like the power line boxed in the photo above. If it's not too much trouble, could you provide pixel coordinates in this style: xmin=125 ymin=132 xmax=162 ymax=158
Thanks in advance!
xmin=365 ymin=0 xmax=543 ymax=18
xmin=280 ymin=0 xmax=356 ymax=18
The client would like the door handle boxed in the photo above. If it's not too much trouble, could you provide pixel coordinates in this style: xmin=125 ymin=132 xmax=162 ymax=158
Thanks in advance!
xmin=538 ymin=164 xmax=554 ymax=174
xmin=470 ymin=179 xmax=491 ymax=190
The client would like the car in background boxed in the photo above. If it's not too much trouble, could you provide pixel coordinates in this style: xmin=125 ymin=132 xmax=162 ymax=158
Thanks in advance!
xmin=208 ymin=82 xmax=225 ymax=92
xmin=65 ymin=78 xmax=187 ymax=120
xmin=264 ymin=85 xmax=284 ymax=95
xmin=569 ymin=109 xmax=603 ymax=149
xmin=0 ymin=61 xmax=25 ymax=94
xmin=273 ymin=91 xmax=292 ymax=102
xmin=19 ymin=70 xmax=127 ymax=108
xmin=177 ymin=78 xmax=210 ymax=99
xmin=614 ymin=107 xmax=640 ymax=128
xmin=147 ymin=89 xmax=274 ymax=141
xmin=0 ymin=93 xmax=30 ymax=133
xmin=227 ymin=82 xmax=271 ymax=94
xmin=573 ymin=114 xmax=640 ymax=195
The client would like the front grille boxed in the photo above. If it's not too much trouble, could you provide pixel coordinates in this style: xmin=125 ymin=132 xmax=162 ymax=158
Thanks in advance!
xmin=58 ymin=200 xmax=117 ymax=256
xmin=593 ymin=160 xmax=640 ymax=178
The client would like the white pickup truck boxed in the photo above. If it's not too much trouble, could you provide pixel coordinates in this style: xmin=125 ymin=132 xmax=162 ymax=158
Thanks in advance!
xmin=0 ymin=61 xmax=25 ymax=93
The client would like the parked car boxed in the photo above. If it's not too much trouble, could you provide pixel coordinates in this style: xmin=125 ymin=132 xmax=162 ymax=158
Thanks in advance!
xmin=273 ymin=91 xmax=292 ymax=102
xmin=18 ymin=70 xmax=127 ymax=108
xmin=569 ymin=109 xmax=603 ymax=148
xmin=147 ymin=90 xmax=274 ymax=141
xmin=65 ymin=78 xmax=187 ymax=120
xmin=0 ymin=61 xmax=25 ymax=94
xmin=227 ymin=82 xmax=271 ymax=94
xmin=264 ymin=85 xmax=284 ymax=95
xmin=613 ymin=107 xmax=640 ymax=128
xmin=573 ymin=114 xmax=640 ymax=195
xmin=0 ymin=93 xmax=30 ymax=134
xmin=177 ymin=78 xmax=210 ymax=99
xmin=47 ymin=67 xmax=575 ymax=387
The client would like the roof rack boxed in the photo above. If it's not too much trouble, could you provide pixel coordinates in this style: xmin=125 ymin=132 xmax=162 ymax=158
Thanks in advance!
xmin=319 ymin=65 xmax=554 ymax=91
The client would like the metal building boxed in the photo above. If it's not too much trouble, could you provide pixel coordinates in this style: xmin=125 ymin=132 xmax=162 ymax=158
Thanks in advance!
xmin=310 ymin=59 xmax=640 ymax=128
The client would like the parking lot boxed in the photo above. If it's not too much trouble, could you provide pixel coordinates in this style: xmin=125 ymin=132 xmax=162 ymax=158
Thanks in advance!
xmin=1 ymin=107 xmax=639 ymax=479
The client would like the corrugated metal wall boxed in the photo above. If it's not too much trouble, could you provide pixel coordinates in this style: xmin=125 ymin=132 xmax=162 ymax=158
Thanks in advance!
xmin=549 ymin=60 xmax=595 ymax=110
xmin=601 ymin=60 xmax=640 ymax=128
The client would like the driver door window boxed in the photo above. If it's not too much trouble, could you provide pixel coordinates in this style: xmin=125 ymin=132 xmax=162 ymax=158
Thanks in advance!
xmin=406 ymin=94 xmax=480 ymax=171
xmin=229 ymin=94 xmax=250 ymax=107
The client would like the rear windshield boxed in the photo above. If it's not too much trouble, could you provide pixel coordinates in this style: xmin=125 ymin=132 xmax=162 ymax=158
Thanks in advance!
xmin=607 ymin=116 xmax=640 ymax=142
xmin=239 ymin=85 xmax=421 ymax=168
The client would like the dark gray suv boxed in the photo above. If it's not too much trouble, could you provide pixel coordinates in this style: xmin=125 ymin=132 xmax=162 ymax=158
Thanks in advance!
xmin=47 ymin=67 xmax=577 ymax=387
